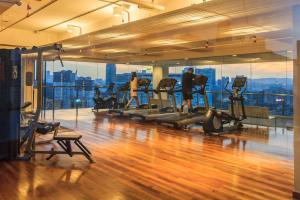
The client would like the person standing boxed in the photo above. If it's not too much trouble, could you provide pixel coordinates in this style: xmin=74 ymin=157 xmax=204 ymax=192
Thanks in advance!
xmin=126 ymin=72 xmax=139 ymax=109
xmin=181 ymin=68 xmax=195 ymax=113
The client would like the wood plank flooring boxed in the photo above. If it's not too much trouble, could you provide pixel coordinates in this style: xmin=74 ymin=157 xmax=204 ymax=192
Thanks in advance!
xmin=0 ymin=109 xmax=294 ymax=200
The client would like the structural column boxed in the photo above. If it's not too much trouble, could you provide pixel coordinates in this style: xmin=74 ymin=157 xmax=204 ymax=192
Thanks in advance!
xmin=152 ymin=65 xmax=168 ymax=99
xmin=293 ymin=5 xmax=300 ymax=199
xmin=294 ymin=41 xmax=300 ymax=199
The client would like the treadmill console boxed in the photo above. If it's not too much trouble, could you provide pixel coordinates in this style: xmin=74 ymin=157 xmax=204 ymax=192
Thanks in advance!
xmin=119 ymin=82 xmax=130 ymax=92
xmin=138 ymin=78 xmax=151 ymax=93
xmin=232 ymin=76 xmax=247 ymax=89
xmin=193 ymin=75 xmax=208 ymax=86
xmin=157 ymin=78 xmax=177 ymax=89
xmin=138 ymin=78 xmax=151 ymax=88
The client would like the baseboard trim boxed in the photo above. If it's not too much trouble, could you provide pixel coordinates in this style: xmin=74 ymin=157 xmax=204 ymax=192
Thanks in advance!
xmin=293 ymin=191 xmax=300 ymax=199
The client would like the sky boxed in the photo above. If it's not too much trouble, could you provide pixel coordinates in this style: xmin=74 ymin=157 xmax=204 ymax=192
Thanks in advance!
xmin=46 ymin=60 xmax=294 ymax=80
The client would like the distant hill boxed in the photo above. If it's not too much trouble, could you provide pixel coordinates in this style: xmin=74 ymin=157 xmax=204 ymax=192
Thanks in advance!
xmin=250 ymin=78 xmax=293 ymax=91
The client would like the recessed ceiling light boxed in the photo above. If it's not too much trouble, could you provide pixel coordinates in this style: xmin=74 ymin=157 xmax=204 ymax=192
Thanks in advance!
xmin=99 ymin=49 xmax=126 ymax=53
xmin=113 ymin=6 xmax=122 ymax=16
xmin=225 ymin=26 xmax=279 ymax=35
xmin=248 ymin=58 xmax=261 ymax=62
xmin=232 ymin=54 xmax=237 ymax=57
xmin=151 ymin=39 xmax=187 ymax=45
xmin=191 ymin=16 xmax=202 ymax=21
xmin=67 ymin=25 xmax=82 ymax=35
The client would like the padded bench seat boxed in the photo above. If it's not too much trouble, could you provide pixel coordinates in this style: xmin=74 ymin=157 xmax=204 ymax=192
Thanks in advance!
xmin=54 ymin=134 xmax=82 ymax=140
xmin=46 ymin=131 xmax=94 ymax=163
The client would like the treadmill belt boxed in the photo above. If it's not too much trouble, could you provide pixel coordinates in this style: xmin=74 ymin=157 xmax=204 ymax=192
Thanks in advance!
xmin=158 ymin=113 xmax=206 ymax=127
xmin=158 ymin=113 xmax=195 ymax=123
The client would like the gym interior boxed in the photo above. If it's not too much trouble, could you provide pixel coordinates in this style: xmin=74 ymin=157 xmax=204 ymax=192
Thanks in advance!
xmin=0 ymin=0 xmax=299 ymax=199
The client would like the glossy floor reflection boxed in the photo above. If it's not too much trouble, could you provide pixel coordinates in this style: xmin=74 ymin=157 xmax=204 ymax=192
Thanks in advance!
xmin=0 ymin=109 xmax=294 ymax=200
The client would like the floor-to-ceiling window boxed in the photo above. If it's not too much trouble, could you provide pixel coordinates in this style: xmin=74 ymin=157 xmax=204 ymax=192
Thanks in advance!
xmin=43 ymin=61 xmax=152 ymax=116
xmin=168 ymin=55 xmax=293 ymax=117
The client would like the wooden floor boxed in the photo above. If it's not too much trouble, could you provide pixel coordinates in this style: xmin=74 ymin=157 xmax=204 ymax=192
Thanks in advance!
xmin=0 ymin=109 xmax=294 ymax=200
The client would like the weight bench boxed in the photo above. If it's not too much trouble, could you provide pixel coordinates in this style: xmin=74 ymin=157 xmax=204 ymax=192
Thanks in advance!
xmin=46 ymin=131 xmax=94 ymax=163
xmin=20 ymin=110 xmax=94 ymax=163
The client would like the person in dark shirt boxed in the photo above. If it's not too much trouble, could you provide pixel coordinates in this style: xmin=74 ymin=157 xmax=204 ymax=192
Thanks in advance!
xmin=181 ymin=68 xmax=195 ymax=112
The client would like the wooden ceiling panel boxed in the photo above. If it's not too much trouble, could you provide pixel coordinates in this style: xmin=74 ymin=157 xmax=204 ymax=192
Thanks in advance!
xmin=35 ymin=0 xmax=300 ymax=65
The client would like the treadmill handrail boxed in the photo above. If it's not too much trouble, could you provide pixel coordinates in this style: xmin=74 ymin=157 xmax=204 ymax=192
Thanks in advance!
xmin=224 ymin=80 xmax=232 ymax=95
xmin=241 ymin=80 xmax=247 ymax=95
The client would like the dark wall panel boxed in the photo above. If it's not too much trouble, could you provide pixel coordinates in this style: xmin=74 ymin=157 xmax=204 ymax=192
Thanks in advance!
xmin=0 ymin=49 xmax=21 ymax=160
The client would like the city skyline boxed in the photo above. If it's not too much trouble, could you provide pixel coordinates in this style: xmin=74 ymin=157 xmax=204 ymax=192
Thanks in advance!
xmin=44 ymin=66 xmax=293 ymax=116
xmin=46 ymin=60 xmax=294 ymax=80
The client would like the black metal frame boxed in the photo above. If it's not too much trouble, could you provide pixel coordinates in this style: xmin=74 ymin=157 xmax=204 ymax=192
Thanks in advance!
xmin=44 ymin=135 xmax=94 ymax=163
xmin=203 ymin=76 xmax=248 ymax=134
xmin=18 ymin=44 xmax=94 ymax=163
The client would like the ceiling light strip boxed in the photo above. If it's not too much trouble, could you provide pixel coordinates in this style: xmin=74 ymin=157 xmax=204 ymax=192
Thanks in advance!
xmin=35 ymin=0 xmax=121 ymax=33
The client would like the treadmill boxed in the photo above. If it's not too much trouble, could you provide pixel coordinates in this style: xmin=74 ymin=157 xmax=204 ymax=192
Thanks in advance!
xmin=128 ymin=77 xmax=179 ymax=121
xmin=109 ymin=78 xmax=156 ymax=117
xmin=108 ymin=82 xmax=130 ymax=116
xmin=121 ymin=78 xmax=158 ymax=117
xmin=156 ymin=75 xmax=209 ymax=129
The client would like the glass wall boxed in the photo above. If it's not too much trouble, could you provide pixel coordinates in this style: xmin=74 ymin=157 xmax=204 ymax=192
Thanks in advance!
xmin=44 ymin=57 xmax=293 ymax=118
xmin=169 ymin=57 xmax=293 ymax=117
xmin=44 ymin=61 xmax=101 ymax=111
xmin=43 ymin=62 xmax=153 ymax=113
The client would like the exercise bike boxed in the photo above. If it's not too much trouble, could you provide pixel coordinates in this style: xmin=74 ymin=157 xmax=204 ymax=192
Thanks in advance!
xmin=203 ymin=76 xmax=247 ymax=134
xmin=93 ymin=83 xmax=117 ymax=111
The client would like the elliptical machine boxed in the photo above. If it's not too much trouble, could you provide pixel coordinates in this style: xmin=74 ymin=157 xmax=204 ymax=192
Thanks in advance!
xmin=203 ymin=76 xmax=247 ymax=134
xmin=93 ymin=83 xmax=117 ymax=111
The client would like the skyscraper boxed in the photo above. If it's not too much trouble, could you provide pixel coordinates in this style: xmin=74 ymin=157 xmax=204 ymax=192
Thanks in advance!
xmin=194 ymin=68 xmax=216 ymax=106
xmin=106 ymin=63 xmax=116 ymax=86
xmin=53 ymin=70 xmax=76 ymax=109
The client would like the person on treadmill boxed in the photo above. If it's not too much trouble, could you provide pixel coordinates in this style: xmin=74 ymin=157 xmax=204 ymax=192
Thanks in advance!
xmin=181 ymin=68 xmax=195 ymax=113
xmin=125 ymin=72 xmax=139 ymax=109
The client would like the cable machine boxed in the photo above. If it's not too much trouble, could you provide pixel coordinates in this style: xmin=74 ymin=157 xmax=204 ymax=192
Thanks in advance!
xmin=0 ymin=44 xmax=94 ymax=162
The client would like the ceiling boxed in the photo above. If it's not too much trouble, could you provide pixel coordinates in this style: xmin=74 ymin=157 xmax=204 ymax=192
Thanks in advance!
xmin=0 ymin=0 xmax=197 ymax=46
xmin=1 ymin=0 xmax=300 ymax=65
xmin=53 ymin=0 xmax=299 ymax=65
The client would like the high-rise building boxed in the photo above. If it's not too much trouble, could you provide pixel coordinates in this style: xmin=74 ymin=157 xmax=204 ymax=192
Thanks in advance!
xmin=76 ymin=77 xmax=94 ymax=107
xmin=116 ymin=73 xmax=131 ymax=86
xmin=216 ymin=76 xmax=230 ymax=90
xmin=76 ymin=77 xmax=93 ymax=91
xmin=106 ymin=64 xmax=116 ymax=85
xmin=53 ymin=70 xmax=76 ymax=109
xmin=194 ymin=68 xmax=216 ymax=106
xmin=53 ymin=70 xmax=76 ymax=83
xmin=45 ymin=70 xmax=53 ymax=83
